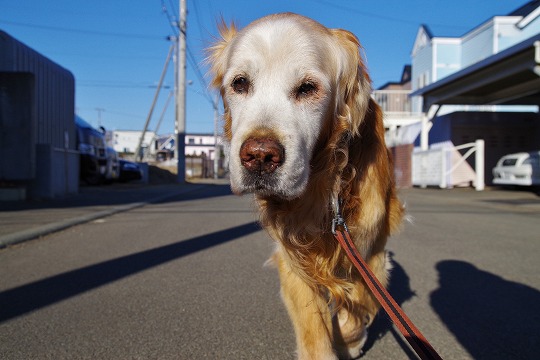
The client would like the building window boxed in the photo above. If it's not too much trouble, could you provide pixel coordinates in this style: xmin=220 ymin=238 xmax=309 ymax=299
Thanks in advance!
xmin=188 ymin=138 xmax=195 ymax=144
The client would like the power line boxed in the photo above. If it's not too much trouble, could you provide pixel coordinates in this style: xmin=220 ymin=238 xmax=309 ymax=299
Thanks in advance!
xmin=78 ymin=82 xmax=172 ymax=89
xmin=77 ymin=108 xmax=147 ymax=119
xmin=186 ymin=46 xmax=213 ymax=104
xmin=311 ymin=0 xmax=469 ymax=30
xmin=0 ymin=18 xmax=165 ymax=40
xmin=160 ymin=0 xmax=179 ymax=36
xmin=159 ymin=0 xmax=214 ymax=108
xmin=190 ymin=0 xmax=207 ymax=42
xmin=167 ymin=0 xmax=178 ymax=18
xmin=43 ymin=51 xmax=165 ymax=61
xmin=159 ymin=0 xmax=214 ymax=106
xmin=100 ymin=110 xmax=146 ymax=119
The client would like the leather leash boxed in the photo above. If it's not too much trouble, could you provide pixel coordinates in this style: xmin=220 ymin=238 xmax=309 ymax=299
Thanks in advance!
xmin=332 ymin=203 xmax=443 ymax=360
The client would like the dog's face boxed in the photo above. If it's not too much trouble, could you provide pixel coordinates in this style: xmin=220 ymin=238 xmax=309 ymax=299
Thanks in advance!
xmin=209 ymin=13 xmax=372 ymax=199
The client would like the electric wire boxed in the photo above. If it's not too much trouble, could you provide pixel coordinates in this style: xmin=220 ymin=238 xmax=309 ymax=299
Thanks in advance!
xmin=186 ymin=47 xmax=214 ymax=104
xmin=160 ymin=0 xmax=179 ymax=36
xmin=190 ymin=0 xmax=207 ymax=42
xmin=312 ymin=0 xmax=469 ymax=31
xmin=0 ymin=18 xmax=164 ymax=40
xmin=160 ymin=0 xmax=216 ymax=107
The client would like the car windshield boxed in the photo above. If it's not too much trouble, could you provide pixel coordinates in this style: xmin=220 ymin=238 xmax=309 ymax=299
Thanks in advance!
xmin=502 ymin=158 xmax=518 ymax=166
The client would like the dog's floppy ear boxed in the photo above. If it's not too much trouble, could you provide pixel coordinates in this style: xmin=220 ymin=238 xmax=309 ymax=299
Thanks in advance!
xmin=207 ymin=19 xmax=238 ymax=89
xmin=330 ymin=29 xmax=373 ymax=137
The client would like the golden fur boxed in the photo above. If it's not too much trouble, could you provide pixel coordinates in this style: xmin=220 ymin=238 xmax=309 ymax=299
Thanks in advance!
xmin=208 ymin=13 xmax=403 ymax=359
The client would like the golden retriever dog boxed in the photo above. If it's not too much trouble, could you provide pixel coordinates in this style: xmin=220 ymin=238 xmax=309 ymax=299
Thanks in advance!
xmin=208 ymin=13 xmax=403 ymax=359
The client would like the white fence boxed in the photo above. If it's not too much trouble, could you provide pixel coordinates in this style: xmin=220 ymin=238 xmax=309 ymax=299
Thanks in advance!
xmin=412 ymin=140 xmax=485 ymax=191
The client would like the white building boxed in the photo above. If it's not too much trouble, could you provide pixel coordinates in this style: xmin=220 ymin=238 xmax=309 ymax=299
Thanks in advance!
xmin=110 ymin=130 xmax=156 ymax=155
xmin=411 ymin=2 xmax=540 ymax=114
xmin=388 ymin=1 xmax=540 ymax=189
xmin=156 ymin=133 xmax=223 ymax=160
xmin=112 ymin=130 xmax=223 ymax=160
xmin=185 ymin=133 xmax=222 ymax=159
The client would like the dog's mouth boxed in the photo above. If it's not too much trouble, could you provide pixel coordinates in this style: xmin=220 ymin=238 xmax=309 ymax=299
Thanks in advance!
xmin=241 ymin=172 xmax=280 ymax=194
xmin=232 ymin=135 xmax=308 ymax=199
xmin=237 ymin=137 xmax=286 ymax=195
xmin=238 ymin=162 xmax=308 ymax=200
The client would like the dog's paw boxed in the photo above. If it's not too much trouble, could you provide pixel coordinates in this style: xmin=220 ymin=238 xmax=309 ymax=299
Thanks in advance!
xmin=334 ymin=328 xmax=367 ymax=360
xmin=345 ymin=329 xmax=367 ymax=359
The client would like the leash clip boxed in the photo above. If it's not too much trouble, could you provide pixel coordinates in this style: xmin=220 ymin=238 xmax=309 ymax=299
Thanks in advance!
xmin=331 ymin=197 xmax=349 ymax=234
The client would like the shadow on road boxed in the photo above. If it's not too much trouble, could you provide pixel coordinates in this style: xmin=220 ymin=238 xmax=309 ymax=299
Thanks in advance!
xmin=0 ymin=221 xmax=261 ymax=323
xmin=431 ymin=260 xmax=540 ymax=359
xmin=362 ymin=252 xmax=418 ymax=358
xmin=0 ymin=183 xmax=233 ymax=212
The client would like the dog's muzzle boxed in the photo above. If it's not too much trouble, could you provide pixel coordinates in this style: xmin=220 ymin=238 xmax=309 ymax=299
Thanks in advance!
xmin=239 ymin=137 xmax=285 ymax=175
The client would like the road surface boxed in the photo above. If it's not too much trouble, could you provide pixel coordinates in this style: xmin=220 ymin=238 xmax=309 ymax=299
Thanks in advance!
xmin=1 ymin=185 xmax=539 ymax=359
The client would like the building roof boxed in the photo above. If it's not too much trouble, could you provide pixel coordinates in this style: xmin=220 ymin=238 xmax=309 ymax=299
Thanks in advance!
xmin=413 ymin=1 xmax=539 ymax=43
xmin=1 ymin=30 xmax=68 ymax=74
xmin=508 ymin=0 xmax=540 ymax=17
xmin=377 ymin=65 xmax=411 ymax=90
xmin=411 ymin=34 xmax=540 ymax=111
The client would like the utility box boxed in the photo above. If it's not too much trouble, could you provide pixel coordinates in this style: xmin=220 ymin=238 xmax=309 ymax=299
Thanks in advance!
xmin=0 ymin=30 xmax=78 ymax=199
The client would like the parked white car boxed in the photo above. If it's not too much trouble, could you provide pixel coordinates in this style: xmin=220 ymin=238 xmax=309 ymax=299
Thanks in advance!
xmin=492 ymin=151 xmax=540 ymax=186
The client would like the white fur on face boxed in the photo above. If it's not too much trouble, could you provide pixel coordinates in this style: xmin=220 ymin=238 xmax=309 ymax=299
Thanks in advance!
xmin=220 ymin=15 xmax=341 ymax=199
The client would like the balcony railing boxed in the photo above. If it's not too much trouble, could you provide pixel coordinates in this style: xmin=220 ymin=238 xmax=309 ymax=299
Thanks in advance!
xmin=372 ymin=90 xmax=413 ymax=114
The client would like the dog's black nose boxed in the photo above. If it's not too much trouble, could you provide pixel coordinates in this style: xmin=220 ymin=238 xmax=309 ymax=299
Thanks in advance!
xmin=240 ymin=138 xmax=284 ymax=174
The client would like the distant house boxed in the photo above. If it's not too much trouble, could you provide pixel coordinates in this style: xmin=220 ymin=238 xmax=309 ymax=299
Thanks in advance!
xmin=378 ymin=65 xmax=411 ymax=91
xmin=110 ymin=130 xmax=156 ymax=156
xmin=388 ymin=1 xmax=540 ymax=188
xmin=185 ymin=133 xmax=222 ymax=159
xmin=373 ymin=64 xmax=421 ymax=140
xmin=411 ymin=1 xmax=540 ymax=114
xmin=111 ymin=130 xmax=223 ymax=161
xmin=375 ymin=66 xmax=416 ymax=188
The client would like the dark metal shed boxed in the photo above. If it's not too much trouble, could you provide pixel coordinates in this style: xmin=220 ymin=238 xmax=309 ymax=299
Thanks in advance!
xmin=0 ymin=30 xmax=78 ymax=199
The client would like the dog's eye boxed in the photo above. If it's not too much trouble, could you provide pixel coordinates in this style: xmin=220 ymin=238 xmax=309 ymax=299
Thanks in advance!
xmin=232 ymin=76 xmax=250 ymax=94
xmin=296 ymin=81 xmax=317 ymax=99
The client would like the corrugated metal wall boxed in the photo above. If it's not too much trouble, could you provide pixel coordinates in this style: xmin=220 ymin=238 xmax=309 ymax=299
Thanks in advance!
xmin=0 ymin=30 xmax=75 ymax=151
xmin=1 ymin=30 xmax=78 ymax=197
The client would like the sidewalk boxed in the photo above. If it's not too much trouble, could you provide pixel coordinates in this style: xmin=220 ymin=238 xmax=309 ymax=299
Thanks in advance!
xmin=0 ymin=181 xmax=216 ymax=248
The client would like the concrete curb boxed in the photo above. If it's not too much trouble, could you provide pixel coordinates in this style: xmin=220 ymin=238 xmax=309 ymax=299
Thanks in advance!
xmin=0 ymin=184 xmax=208 ymax=249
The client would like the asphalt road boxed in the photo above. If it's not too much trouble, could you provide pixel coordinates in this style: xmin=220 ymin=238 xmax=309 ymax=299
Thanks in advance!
xmin=1 ymin=185 xmax=539 ymax=359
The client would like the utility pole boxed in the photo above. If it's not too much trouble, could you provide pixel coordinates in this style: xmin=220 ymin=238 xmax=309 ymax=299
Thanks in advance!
xmin=176 ymin=0 xmax=187 ymax=183
xmin=153 ymin=90 xmax=174 ymax=137
xmin=95 ymin=107 xmax=105 ymax=127
xmin=213 ymin=93 xmax=219 ymax=179
xmin=134 ymin=43 xmax=174 ymax=162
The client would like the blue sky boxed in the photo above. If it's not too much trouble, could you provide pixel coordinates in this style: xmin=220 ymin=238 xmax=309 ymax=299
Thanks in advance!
xmin=0 ymin=0 xmax=529 ymax=135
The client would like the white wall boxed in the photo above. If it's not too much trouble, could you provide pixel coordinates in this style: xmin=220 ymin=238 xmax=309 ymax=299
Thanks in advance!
xmin=112 ymin=130 xmax=156 ymax=154
xmin=461 ymin=21 xmax=495 ymax=68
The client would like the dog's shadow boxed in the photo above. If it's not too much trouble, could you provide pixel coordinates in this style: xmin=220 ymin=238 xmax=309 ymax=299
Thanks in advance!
xmin=430 ymin=260 xmax=540 ymax=359
xmin=361 ymin=252 xmax=417 ymax=358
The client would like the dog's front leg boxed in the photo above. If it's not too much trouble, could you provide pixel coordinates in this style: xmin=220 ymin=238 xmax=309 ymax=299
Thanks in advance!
xmin=274 ymin=249 xmax=337 ymax=360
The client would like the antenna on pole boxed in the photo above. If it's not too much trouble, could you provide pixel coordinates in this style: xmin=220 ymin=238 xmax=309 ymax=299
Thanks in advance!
xmin=95 ymin=107 xmax=105 ymax=127
xmin=175 ymin=0 xmax=187 ymax=183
